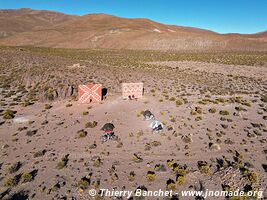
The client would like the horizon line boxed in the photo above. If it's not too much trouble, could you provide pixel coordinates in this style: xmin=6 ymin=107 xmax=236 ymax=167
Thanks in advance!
xmin=1 ymin=7 xmax=267 ymax=35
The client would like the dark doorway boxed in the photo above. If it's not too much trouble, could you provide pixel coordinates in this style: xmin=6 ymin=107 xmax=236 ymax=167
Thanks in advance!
xmin=102 ymin=88 xmax=108 ymax=100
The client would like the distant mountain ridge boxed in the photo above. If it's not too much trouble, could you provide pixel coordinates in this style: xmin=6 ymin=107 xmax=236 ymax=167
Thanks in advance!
xmin=0 ymin=8 xmax=266 ymax=51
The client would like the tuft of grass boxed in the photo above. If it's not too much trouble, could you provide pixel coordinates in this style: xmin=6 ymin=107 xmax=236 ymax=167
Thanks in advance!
xmin=77 ymin=129 xmax=87 ymax=138
xmin=85 ymin=121 xmax=98 ymax=128
xmin=132 ymin=154 xmax=143 ymax=163
xmin=219 ymin=110 xmax=230 ymax=115
xmin=93 ymin=157 xmax=102 ymax=167
xmin=3 ymin=109 xmax=16 ymax=119
xmin=154 ymin=164 xmax=166 ymax=172
xmin=209 ymin=107 xmax=217 ymax=113
xmin=33 ymin=149 xmax=46 ymax=158
xmin=45 ymin=88 xmax=54 ymax=101
xmin=175 ymin=99 xmax=183 ymax=107
xmin=20 ymin=172 xmax=33 ymax=183
xmin=78 ymin=174 xmax=91 ymax=190
xmin=167 ymin=159 xmax=175 ymax=168
xmin=198 ymin=161 xmax=212 ymax=175
xmin=191 ymin=106 xmax=202 ymax=115
xmin=172 ymin=163 xmax=188 ymax=175
xmin=176 ymin=174 xmax=186 ymax=185
xmin=3 ymin=176 xmax=18 ymax=187
xmin=128 ymin=171 xmax=135 ymax=182
xmin=56 ymin=154 xmax=69 ymax=169
xmin=7 ymin=162 xmax=21 ymax=174
xmin=166 ymin=179 xmax=176 ymax=191
xmin=169 ymin=97 xmax=176 ymax=101
xmin=242 ymin=169 xmax=258 ymax=183
xmin=66 ymin=103 xmax=72 ymax=107
xmin=44 ymin=104 xmax=52 ymax=109
xmin=82 ymin=111 xmax=89 ymax=115
xmin=146 ymin=171 xmax=156 ymax=182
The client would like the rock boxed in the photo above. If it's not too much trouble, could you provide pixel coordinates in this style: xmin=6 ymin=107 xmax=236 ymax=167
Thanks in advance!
xmin=13 ymin=116 xmax=32 ymax=124
xmin=2 ymin=144 xmax=9 ymax=149
xmin=209 ymin=143 xmax=221 ymax=151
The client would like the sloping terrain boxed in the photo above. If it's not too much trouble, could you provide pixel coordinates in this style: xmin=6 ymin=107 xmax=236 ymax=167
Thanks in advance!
xmin=0 ymin=8 xmax=75 ymax=38
xmin=0 ymin=8 xmax=266 ymax=51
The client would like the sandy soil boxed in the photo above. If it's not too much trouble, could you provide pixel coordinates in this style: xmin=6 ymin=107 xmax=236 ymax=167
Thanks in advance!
xmin=0 ymin=49 xmax=267 ymax=200
xmin=148 ymin=61 xmax=267 ymax=80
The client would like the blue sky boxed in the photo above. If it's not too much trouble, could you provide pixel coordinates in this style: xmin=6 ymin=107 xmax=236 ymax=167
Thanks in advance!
xmin=0 ymin=0 xmax=266 ymax=34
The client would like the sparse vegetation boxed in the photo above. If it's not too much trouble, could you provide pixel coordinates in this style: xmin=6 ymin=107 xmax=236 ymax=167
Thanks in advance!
xmin=198 ymin=161 xmax=212 ymax=175
xmin=219 ymin=110 xmax=230 ymax=115
xmin=146 ymin=171 xmax=156 ymax=182
xmin=3 ymin=176 xmax=18 ymax=187
xmin=56 ymin=154 xmax=69 ymax=169
xmin=77 ymin=129 xmax=87 ymax=138
xmin=20 ymin=172 xmax=33 ymax=183
xmin=0 ymin=45 xmax=266 ymax=197
xmin=7 ymin=162 xmax=21 ymax=174
xmin=132 ymin=154 xmax=143 ymax=163
xmin=209 ymin=107 xmax=217 ymax=113
xmin=85 ymin=121 xmax=98 ymax=128
xmin=3 ymin=109 xmax=16 ymax=119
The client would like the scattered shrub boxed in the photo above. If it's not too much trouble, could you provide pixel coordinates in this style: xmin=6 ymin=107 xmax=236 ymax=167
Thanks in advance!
xmin=128 ymin=171 xmax=135 ymax=181
xmin=219 ymin=110 xmax=230 ymax=115
xmin=8 ymin=162 xmax=21 ymax=174
xmin=3 ymin=176 xmax=18 ymax=187
xmin=146 ymin=171 xmax=156 ymax=182
xmin=85 ymin=121 xmax=98 ymax=128
xmin=20 ymin=172 xmax=33 ymax=183
xmin=132 ymin=154 xmax=143 ymax=163
xmin=56 ymin=154 xmax=69 ymax=169
xmin=3 ymin=109 xmax=16 ymax=119
xmin=209 ymin=107 xmax=216 ymax=113
xmin=198 ymin=161 xmax=212 ymax=175
xmin=77 ymin=129 xmax=87 ymax=138
xmin=44 ymin=104 xmax=52 ymax=109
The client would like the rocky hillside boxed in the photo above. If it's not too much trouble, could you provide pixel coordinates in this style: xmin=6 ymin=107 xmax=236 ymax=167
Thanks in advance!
xmin=0 ymin=8 xmax=266 ymax=51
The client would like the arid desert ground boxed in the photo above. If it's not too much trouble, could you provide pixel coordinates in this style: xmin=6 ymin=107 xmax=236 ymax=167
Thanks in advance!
xmin=0 ymin=46 xmax=267 ymax=199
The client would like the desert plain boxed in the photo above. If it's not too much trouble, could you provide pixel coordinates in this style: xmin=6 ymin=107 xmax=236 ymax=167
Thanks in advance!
xmin=0 ymin=46 xmax=266 ymax=200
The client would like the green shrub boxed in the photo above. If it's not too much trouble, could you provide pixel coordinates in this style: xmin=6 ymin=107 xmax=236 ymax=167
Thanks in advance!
xmin=20 ymin=172 xmax=33 ymax=183
xmin=85 ymin=121 xmax=98 ymax=128
xmin=44 ymin=104 xmax=52 ymax=109
xmin=3 ymin=109 xmax=16 ymax=119
xmin=176 ymin=174 xmax=186 ymax=185
xmin=82 ymin=111 xmax=89 ymax=115
xmin=166 ymin=179 xmax=176 ymax=191
xmin=175 ymin=99 xmax=183 ymax=107
xmin=198 ymin=161 xmax=212 ymax=175
xmin=146 ymin=171 xmax=156 ymax=182
xmin=4 ymin=177 xmax=18 ymax=187
xmin=8 ymin=162 xmax=21 ymax=174
xmin=128 ymin=171 xmax=135 ymax=181
xmin=219 ymin=110 xmax=229 ymax=115
xmin=209 ymin=107 xmax=216 ymax=113
xmin=132 ymin=154 xmax=143 ymax=163
xmin=77 ymin=129 xmax=87 ymax=138
xmin=243 ymin=169 xmax=258 ymax=183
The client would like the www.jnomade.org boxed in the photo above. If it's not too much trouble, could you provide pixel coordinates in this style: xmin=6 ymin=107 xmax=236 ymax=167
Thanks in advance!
xmin=98 ymin=189 xmax=264 ymax=199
